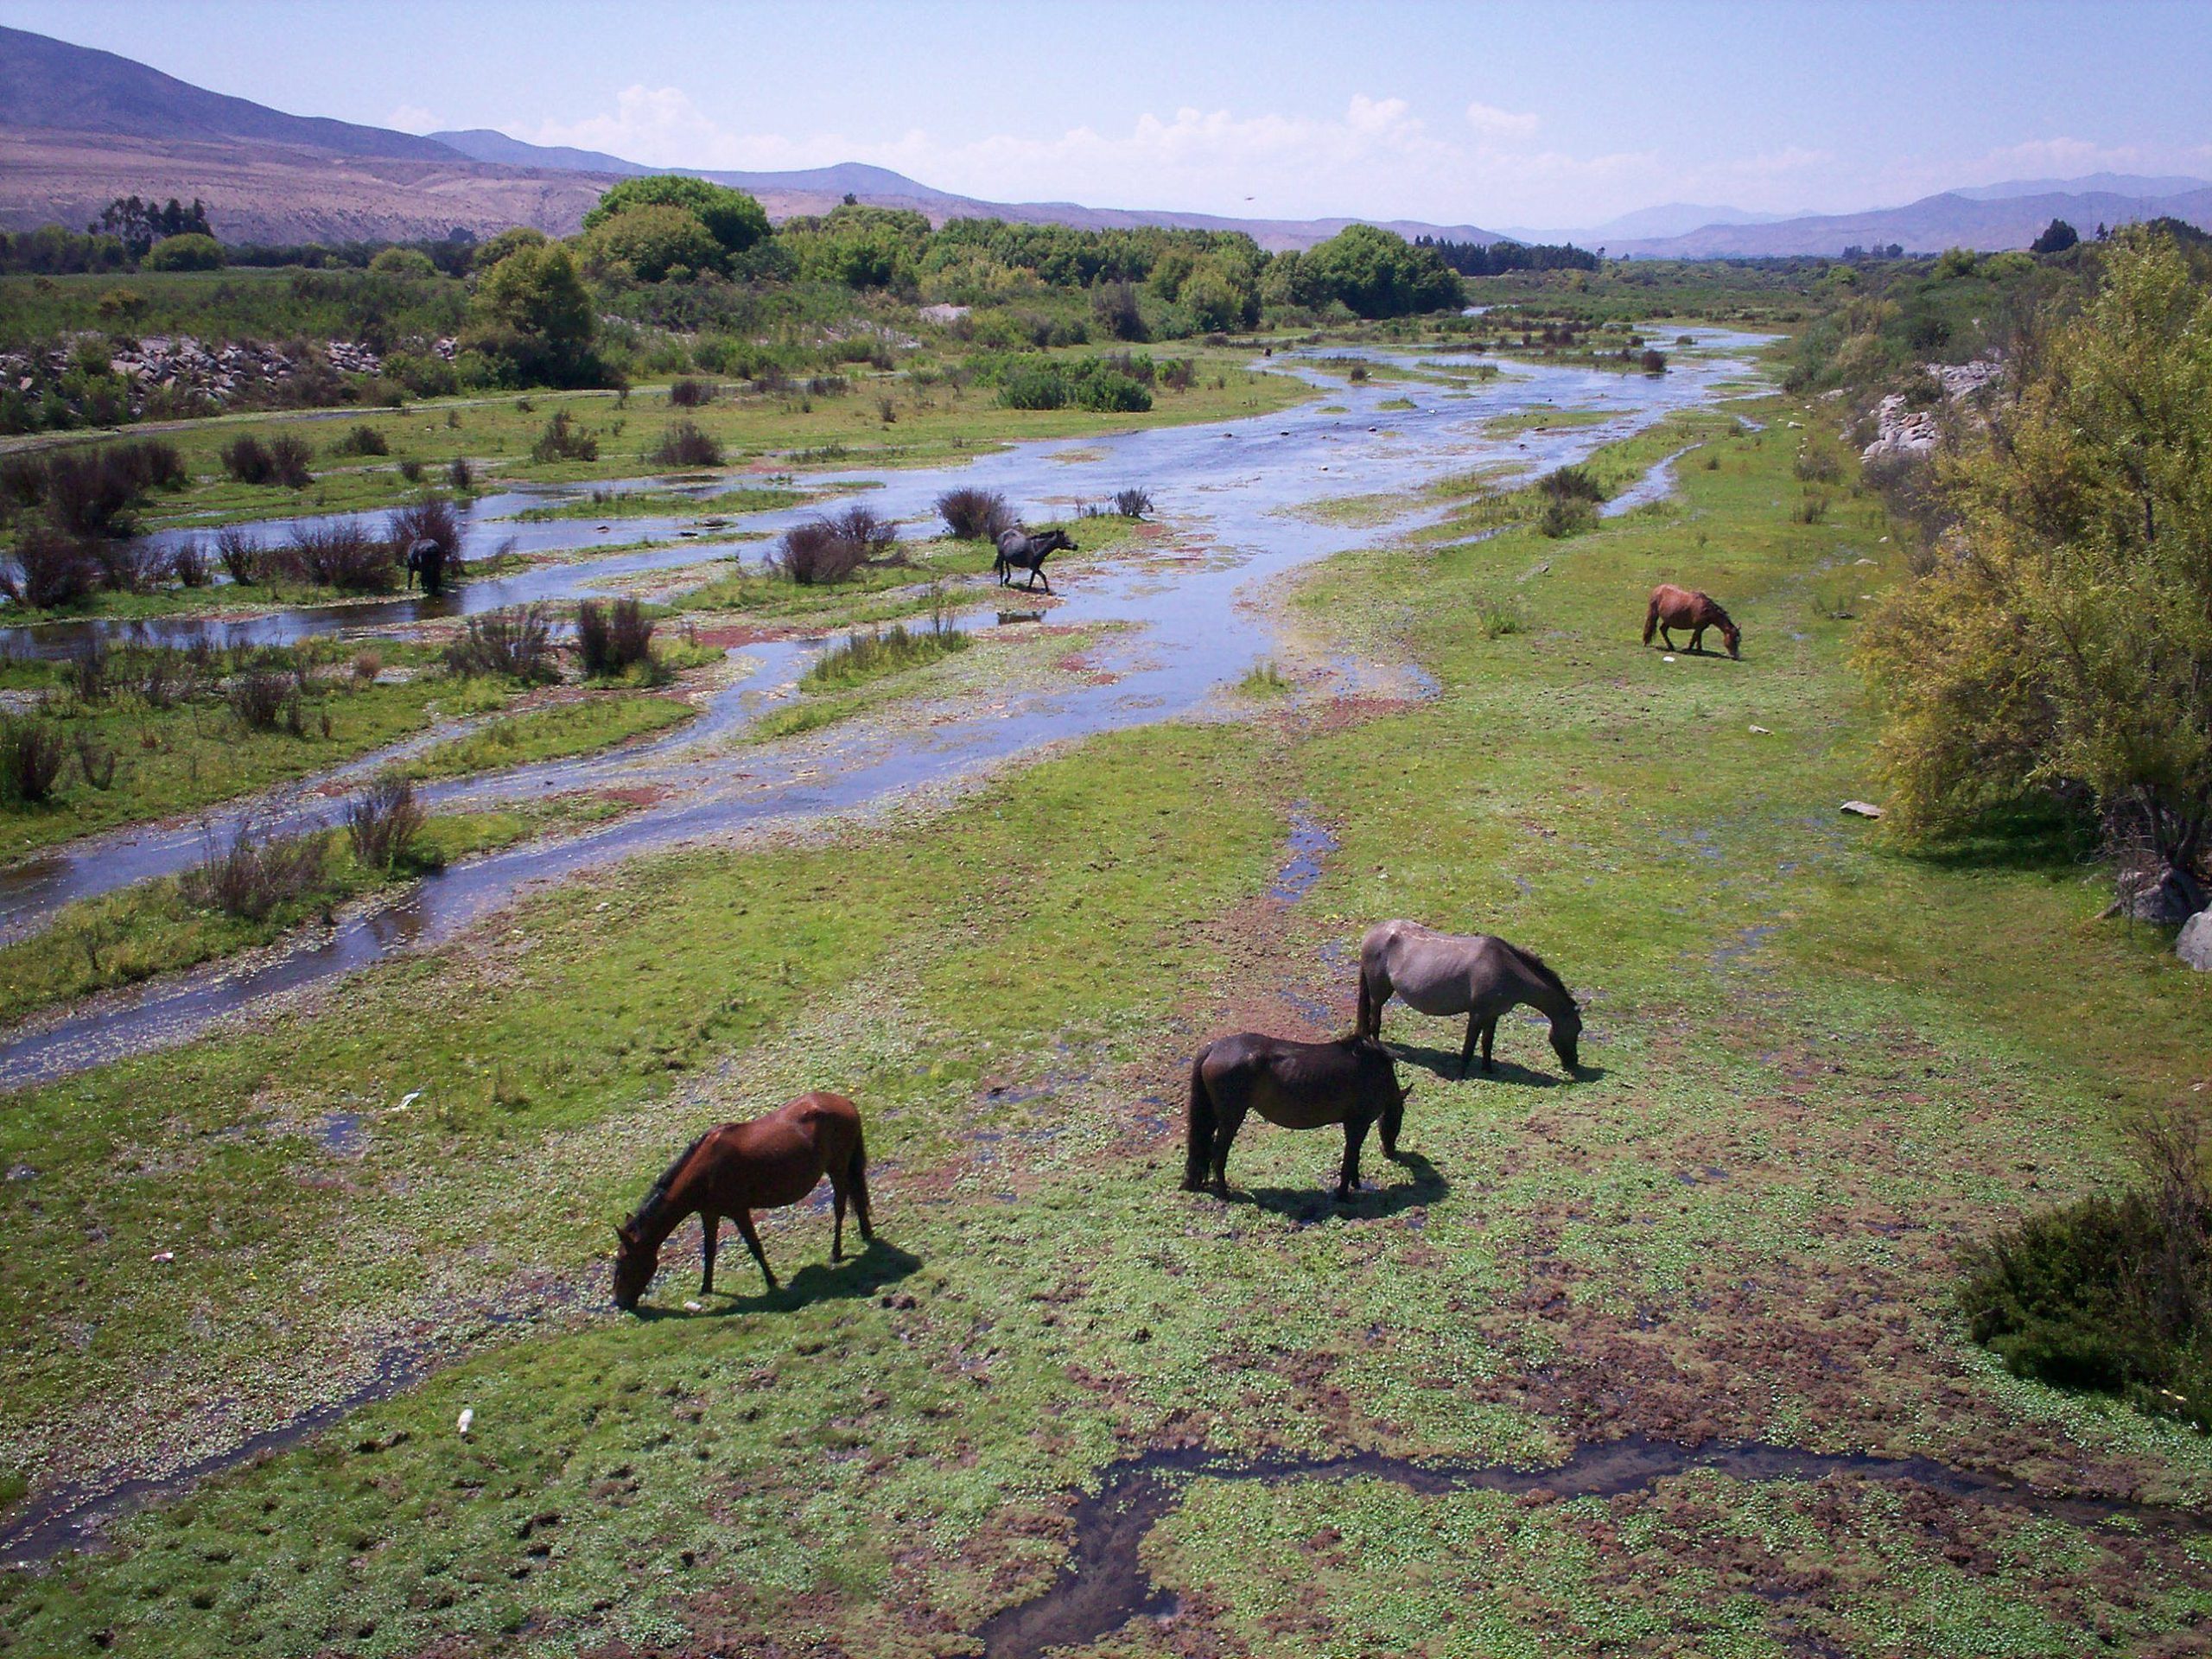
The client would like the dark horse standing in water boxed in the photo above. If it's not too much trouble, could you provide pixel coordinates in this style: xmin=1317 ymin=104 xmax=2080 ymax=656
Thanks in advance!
xmin=1643 ymin=583 xmax=1740 ymax=658
xmin=1185 ymin=1032 xmax=1410 ymax=1201
xmin=993 ymin=526 xmax=1074 ymax=593
xmin=612 ymin=1092 xmax=872 ymax=1310
xmin=1358 ymin=920 xmax=1583 ymax=1080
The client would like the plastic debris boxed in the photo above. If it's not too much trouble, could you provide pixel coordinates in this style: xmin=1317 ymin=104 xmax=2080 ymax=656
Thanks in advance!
xmin=683 ymin=1300 xmax=702 ymax=1312
xmin=1662 ymin=655 xmax=1677 ymax=663
xmin=395 ymin=1090 xmax=423 ymax=1112
xmin=1749 ymin=725 xmax=1772 ymax=734
xmin=457 ymin=1408 xmax=474 ymax=1436
xmin=151 ymin=1249 xmax=174 ymax=1263
xmin=1840 ymin=801 xmax=1885 ymax=819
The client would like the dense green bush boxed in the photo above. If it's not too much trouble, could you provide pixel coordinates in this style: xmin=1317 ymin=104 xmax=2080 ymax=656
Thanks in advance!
xmin=465 ymin=242 xmax=601 ymax=387
xmin=1295 ymin=225 xmax=1463 ymax=318
xmin=367 ymin=247 xmax=437 ymax=277
xmin=582 ymin=177 xmax=770 ymax=261
xmin=578 ymin=205 xmax=723 ymax=283
xmin=141 ymin=232 xmax=223 ymax=272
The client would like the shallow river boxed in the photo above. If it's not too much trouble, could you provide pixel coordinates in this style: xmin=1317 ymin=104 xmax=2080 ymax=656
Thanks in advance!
xmin=0 ymin=334 xmax=1766 ymax=1084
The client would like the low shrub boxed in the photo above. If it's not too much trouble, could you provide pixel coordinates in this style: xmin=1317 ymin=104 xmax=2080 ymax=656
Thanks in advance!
xmin=0 ymin=715 xmax=67 ymax=802
xmin=1640 ymin=348 xmax=1668 ymax=373
xmin=222 ymin=433 xmax=314 ymax=488
xmin=213 ymin=525 xmax=261 ymax=585
xmin=575 ymin=596 xmax=657 ymax=678
xmin=445 ymin=604 xmax=558 ymax=682
xmin=1113 ymin=486 xmax=1153 ymax=518
xmin=650 ymin=420 xmax=723 ymax=467
xmin=181 ymin=822 xmax=327 ymax=922
xmin=800 ymin=616 xmax=969 ymax=690
xmin=772 ymin=520 xmax=868 ymax=586
xmin=1794 ymin=446 xmax=1843 ymax=483
xmin=531 ymin=408 xmax=599 ymax=463
xmin=1796 ymin=490 xmax=1832 ymax=524
xmin=1537 ymin=465 xmax=1605 ymax=504
xmin=448 ymin=456 xmax=474 ymax=493
xmin=65 ymin=637 xmax=109 ymax=703
xmin=668 ymin=378 xmax=717 ymax=408
xmin=1536 ymin=495 xmax=1599 ymax=538
xmin=345 ymin=772 xmax=427 ymax=871
xmin=1960 ymin=1113 xmax=2211 ymax=1429
xmin=226 ymin=664 xmax=299 ymax=732
xmin=167 ymin=537 xmax=211 ymax=587
xmin=91 ymin=537 xmax=164 ymax=594
xmin=333 ymin=424 xmax=390 ymax=457
xmin=938 ymin=486 xmax=1012 ymax=541
xmin=71 ymin=730 xmax=116 ymax=790
xmin=1 ymin=525 xmax=99 ymax=609
xmin=278 ymin=523 xmax=397 ymax=591
xmin=827 ymin=503 xmax=897 ymax=558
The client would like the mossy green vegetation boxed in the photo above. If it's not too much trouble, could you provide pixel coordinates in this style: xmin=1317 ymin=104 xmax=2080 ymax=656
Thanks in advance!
xmin=403 ymin=692 xmax=696 ymax=781
xmin=3 ymin=388 xmax=2210 ymax=1655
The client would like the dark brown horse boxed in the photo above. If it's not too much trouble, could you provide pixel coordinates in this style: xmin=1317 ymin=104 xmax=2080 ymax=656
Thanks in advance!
xmin=1358 ymin=920 xmax=1582 ymax=1079
xmin=612 ymin=1091 xmax=872 ymax=1310
xmin=1185 ymin=1032 xmax=1410 ymax=1201
xmin=1643 ymin=583 xmax=1740 ymax=658
xmin=994 ymin=526 xmax=1074 ymax=593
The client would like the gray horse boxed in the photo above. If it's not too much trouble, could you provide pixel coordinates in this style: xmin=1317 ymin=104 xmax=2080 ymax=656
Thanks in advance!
xmin=993 ymin=526 xmax=1074 ymax=593
xmin=1357 ymin=919 xmax=1582 ymax=1079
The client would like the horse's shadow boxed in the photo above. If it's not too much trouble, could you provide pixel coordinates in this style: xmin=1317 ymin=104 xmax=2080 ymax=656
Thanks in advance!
xmin=639 ymin=1237 xmax=923 ymax=1320
xmin=1389 ymin=1042 xmax=1604 ymax=1089
xmin=1235 ymin=1149 xmax=1449 ymax=1224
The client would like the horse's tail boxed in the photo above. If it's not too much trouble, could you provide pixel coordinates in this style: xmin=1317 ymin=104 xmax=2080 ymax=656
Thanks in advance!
xmin=1184 ymin=1046 xmax=1214 ymax=1191
xmin=1642 ymin=594 xmax=1660 ymax=644
xmin=1357 ymin=967 xmax=1376 ymax=1039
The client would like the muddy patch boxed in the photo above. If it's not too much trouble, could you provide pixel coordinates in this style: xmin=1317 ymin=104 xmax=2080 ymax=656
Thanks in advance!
xmin=973 ymin=1434 xmax=2211 ymax=1659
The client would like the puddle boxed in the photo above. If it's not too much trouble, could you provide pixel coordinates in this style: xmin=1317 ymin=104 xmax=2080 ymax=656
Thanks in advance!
xmin=313 ymin=1110 xmax=364 ymax=1154
xmin=974 ymin=1434 xmax=2209 ymax=1659
xmin=1268 ymin=805 xmax=1338 ymax=903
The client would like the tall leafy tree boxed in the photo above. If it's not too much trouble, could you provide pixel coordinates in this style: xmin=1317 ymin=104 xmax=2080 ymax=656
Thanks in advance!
xmin=1860 ymin=229 xmax=2212 ymax=913
xmin=464 ymin=242 xmax=599 ymax=385
xmin=580 ymin=176 xmax=769 ymax=264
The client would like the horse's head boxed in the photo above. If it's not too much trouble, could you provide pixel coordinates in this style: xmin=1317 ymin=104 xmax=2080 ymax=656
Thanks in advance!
xmin=1551 ymin=1006 xmax=1585 ymax=1075
xmin=1038 ymin=529 xmax=1076 ymax=554
xmin=611 ymin=1221 xmax=658 ymax=1312
xmin=1720 ymin=617 xmax=1741 ymax=660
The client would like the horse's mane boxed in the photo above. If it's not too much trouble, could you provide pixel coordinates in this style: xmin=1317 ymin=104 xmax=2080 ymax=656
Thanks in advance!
xmin=1503 ymin=941 xmax=1578 ymax=1009
xmin=628 ymin=1128 xmax=712 ymax=1230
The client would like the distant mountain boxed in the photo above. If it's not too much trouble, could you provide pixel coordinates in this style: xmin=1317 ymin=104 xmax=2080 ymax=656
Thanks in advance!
xmin=1606 ymin=185 xmax=2212 ymax=259
xmin=1952 ymin=172 xmax=2210 ymax=202
xmin=1497 ymin=202 xmax=1799 ymax=245
xmin=429 ymin=128 xmax=647 ymax=176
xmin=0 ymin=24 xmax=459 ymax=161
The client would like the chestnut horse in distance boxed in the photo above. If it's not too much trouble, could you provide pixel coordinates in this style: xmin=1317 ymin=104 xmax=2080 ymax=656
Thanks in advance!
xmin=613 ymin=1092 xmax=872 ymax=1310
xmin=1643 ymin=584 xmax=1741 ymax=658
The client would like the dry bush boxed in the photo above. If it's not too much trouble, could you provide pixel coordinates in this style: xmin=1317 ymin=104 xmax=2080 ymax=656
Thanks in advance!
xmin=214 ymin=525 xmax=262 ymax=585
xmin=649 ymin=420 xmax=723 ymax=467
xmin=937 ymin=486 xmax=1012 ymax=540
xmin=531 ymin=409 xmax=599 ymax=463
xmin=0 ymin=715 xmax=68 ymax=802
xmin=277 ymin=523 xmax=398 ymax=591
xmin=1 ymin=525 xmax=99 ymax=609
xmin=575 ymin=596 xmax=656 ymax=677
xmin=182 ymin=821 xmax=328 ymax=921
xmin=167 ymin=537 xmax=212 ymax=587
xmin=668 ymin=378 xmax=718 ymax=408
xmin=226 ymin=664 xmax=297 ymax=731
xmin=346 ymin=772 xmax=426 ymax=870
xmin=771 ymin=519 xmax=868 ymax=586
xmin=445 ymin=604 xmax=558 ymax=682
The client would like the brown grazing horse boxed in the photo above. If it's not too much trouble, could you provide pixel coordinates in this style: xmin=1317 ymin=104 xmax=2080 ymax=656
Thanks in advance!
xmin=612 ymin=1091 xmax=872 ymax=1310
xmin=1358 ymin=920 xmax=1582 ymax=1079
xmin=1643 ymin=583 xmax=1740 ymax=658
xmin=1185 ymin=1031 xmax=1410 ymax=1201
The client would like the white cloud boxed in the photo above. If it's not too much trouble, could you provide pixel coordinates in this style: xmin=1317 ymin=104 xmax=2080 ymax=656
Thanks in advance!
xmin=386 ymin=104 xmax=442 ymax=134
xmin=1464 ymin=101 xmax=1539 ymax=139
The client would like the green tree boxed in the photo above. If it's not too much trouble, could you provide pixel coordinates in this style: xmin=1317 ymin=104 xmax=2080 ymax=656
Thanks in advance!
xmin=1296 ymin=225 xmax=1462 ymax=318
xmin=464 ymin=242 xmax=599 ymax=386
xmin=472 ymin=226 xmax=547 ymax=271
xmin=580 ymin=176 xmax=769 ymax=262
xmin=1859 ymin=229 xmax=2212 ymax=913
xmin=2031 ymin=218 xmax=2082 ymax=256
xmin=575 ymin=203 xmax=721 ymax=283
xmin=140 ymin=232 xmax=223 ymax=271
xmin=368 ymin=246 xmax=437 ymax=276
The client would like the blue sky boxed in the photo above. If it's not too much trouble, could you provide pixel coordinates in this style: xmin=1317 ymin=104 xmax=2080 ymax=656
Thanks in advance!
xmin=6 ymin=1 xmax=2208 ymax=230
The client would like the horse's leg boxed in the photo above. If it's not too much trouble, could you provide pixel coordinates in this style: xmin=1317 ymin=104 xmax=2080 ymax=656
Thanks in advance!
xmin=830 ymin=1173 xmax=848 ymax=1262
xmin=848 ymin=1134 xmax=874 ymax=1243
xmin=734 ymin=1209 xmax=778 ymax=1291
xmin=1688 ymin=625 xmax=1705 ymax=654
xmin=1209 ymin=1101 xmax=1248 ymax=1198
xmin=1459 ymin=1014 xmax=1480 ymax=1080
xmin=1037 ymin=563 xmax=1052 ymax=595
xmin=699 ymin=1211 xmax=719 ymax=1294
xmin=1338 ymin=1112 xmax=1372 ymax=1201
xmin=1482 ymin=1019 xmax=1497 ymax=1074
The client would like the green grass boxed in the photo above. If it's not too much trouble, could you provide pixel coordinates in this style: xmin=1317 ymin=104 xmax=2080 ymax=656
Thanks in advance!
xmin=0 ymin=666 xmax=520 ymax=862
xmin=798 ymin=620 xmax=969 ymax=692
xmin=0 ymin=812 xmax=529 ymax=1027
xmin=498 ymin=485 xmax=813 ymax=524
xmin=402 ymin=694 xmax=695 ymax=782
xmin=4 ymin=385 xmax=2212 ymax=1656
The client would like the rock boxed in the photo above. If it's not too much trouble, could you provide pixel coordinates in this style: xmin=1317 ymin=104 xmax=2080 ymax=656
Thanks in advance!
xmin=2108 ymin=866 xmax=2206 ymax=925
xmin=1840 ymin=800 xmax=1885 ymax=818
xmin=2179 ymin=910 xmax=2212 ymax=970
xmin=456 ymin=1408 xmax=474 ymax=1436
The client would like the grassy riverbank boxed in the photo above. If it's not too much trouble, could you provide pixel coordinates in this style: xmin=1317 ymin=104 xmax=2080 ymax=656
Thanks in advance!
xmin=3 ymin=391 xmax=2210 ymax=1656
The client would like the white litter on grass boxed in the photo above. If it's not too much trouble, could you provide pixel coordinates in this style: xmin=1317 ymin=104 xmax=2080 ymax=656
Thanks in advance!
xmin=1662 ymin=655 xmax=1677 ymax=664
xmin=151 ymin=1250 xmax=173 ymax=1263
xmin=456 ymin=1408 xmax=474 ymax=1436
xmin=1840 ymin=801 xmax=1885 ymax=819
xmin=683 ymin=1300 xmax=702 ymax=1312
xmin=1749 ymin=725 xmax=1773 ymax=734
xmin=394 ymin=1090 xmax=423 ymax=1112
